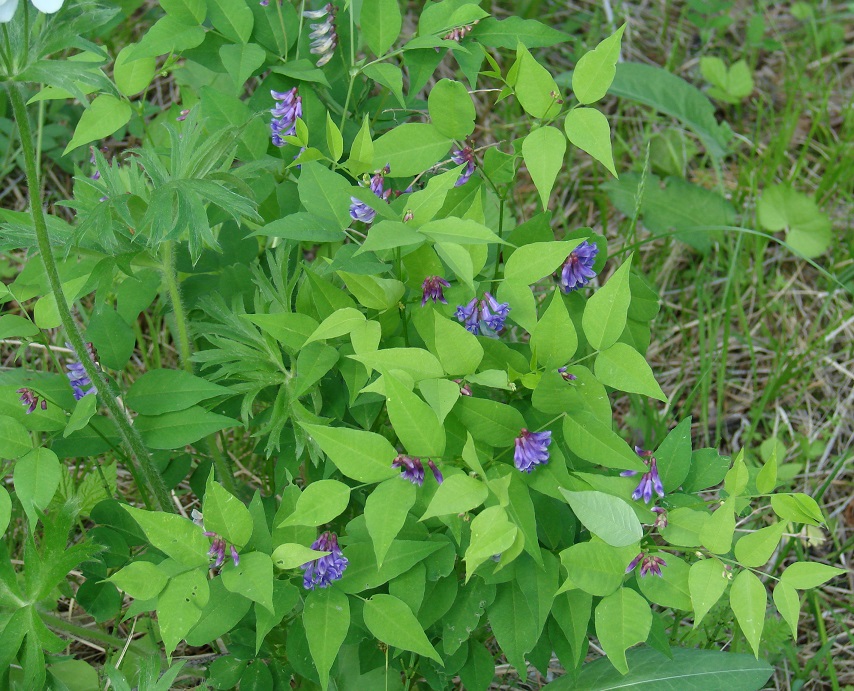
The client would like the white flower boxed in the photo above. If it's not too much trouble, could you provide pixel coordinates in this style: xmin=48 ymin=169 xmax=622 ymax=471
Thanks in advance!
xmin=0 ymin=0 xmax=65 ymax=23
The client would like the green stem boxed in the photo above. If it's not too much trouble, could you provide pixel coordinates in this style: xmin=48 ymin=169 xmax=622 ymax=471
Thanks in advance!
xmin=41 ymin=612 xmax=153 ymax=658
xmin=7 ymin=82 xmax=173 ymax=514
xmin=161 ymin=241 xmax=193 ymax=375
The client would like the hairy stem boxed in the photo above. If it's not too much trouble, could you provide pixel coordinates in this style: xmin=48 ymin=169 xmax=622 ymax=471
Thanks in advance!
xmin=7 ymin=83 xmax=172 ymax=513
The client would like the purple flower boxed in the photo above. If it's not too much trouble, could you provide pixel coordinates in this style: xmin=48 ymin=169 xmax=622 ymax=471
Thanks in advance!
xmin=270 ymin=88 xmax=303 ymax=147
xmin=230 ymin=545 xmax=240 ymax=567
xmin=426 ymin=459 xmax=444 ymax=484
xmin=557 ymin=366 xmax=577 ymax=382
xmin=651 ymin=506 xmax=668 ymax=529
xmin=305 ymin=4 xmax=338 ymax=67
xmin=626 ymin=552 xmax=666 ymax=578
xmin=514 ymin=428 xmax=552 ymax=472
xmin=16 ymin=388 xmax=47 ymax=414
xmin=454 ymin=292 xmax=511 ymax=337
xmin=301 ymin=532 xmax=348 ymax=590
xmin=454 ymin=379 xmax=473 ymax=396
xmin=350 ymin=166 xmax=391 ymax=224
xmin=557 ymin=240 xmax=599 ymax=293
xmin=450 ymin=146 xmax=475 ymax=186
xmin=621 ymin=446 xmax=665 ymax=504
xmin=209 ymin=538 xmax=227 ymax=569
xmin=421 ymin=276 xmax=450 ymax=306
xmin=66 ymin=343 xmax=97 ymax=401
xmin=393 ymin=454 xmax=425 ymax=486
xmin=176 ymin=109 xmax=190 ymax=121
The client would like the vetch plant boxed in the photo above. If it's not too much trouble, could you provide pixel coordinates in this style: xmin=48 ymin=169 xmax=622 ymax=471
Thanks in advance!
xmin=0 ymin=1 xmax=845 ymax=689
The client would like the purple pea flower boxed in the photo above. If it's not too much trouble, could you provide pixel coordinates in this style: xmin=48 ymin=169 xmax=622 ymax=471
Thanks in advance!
xmin=350 ymin=166 xmax=391 ymax=224
xmin=450 ymin=146 xmax=475 ymax=186
xmin=16 ymin=388 xmax=47 ymax=414
xmin=305 ymin=4 xmax=338 ymax=67
xmin=393 ymin=454 xmax=425 ymax=486
xmin=621 ymin=446 xmax=665 ymax=503
xmin=421 ymin=275 xmax=450 ymax=306
xmin=66 ymin=342 xmax=97 ymax=401
xmin=514 ymin=428 xmax=552 ymax=473
xmin=626 ymin=552 xmax=666 ymax=578
xmin=454 ymin=292 xmax=511 ymax=337
xmin=301 ymin=531 xmax=348 ymax=590
xmin=557 ymin=240 xmax=599 ymax=293
xmin=426 ymin=459 xmax=444 ymax=484
xmin=651 ymin=506 xmax=668 ymax=529
xmin=270 ymin=88 xmax=303 ymax=147
xmin=230 ymin=545 xmax=240 ymax=567
xmin=557 ymin=366 xmax=577 ymax=382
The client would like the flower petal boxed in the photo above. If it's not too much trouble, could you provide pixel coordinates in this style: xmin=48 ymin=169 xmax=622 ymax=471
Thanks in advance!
xmin=0 ymin=0 xmax=20 ymax=23
xmin=30 ymin=0 xmax=64 ymax=13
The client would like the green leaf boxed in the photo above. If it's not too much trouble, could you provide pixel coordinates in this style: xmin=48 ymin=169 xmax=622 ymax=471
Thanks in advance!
xmin=689 ymin=558 xmax=729 ymax=627
xmin=0 ymin=487 xmax=10 ymax=538
xmin=572 ymin=25 xmax=625 ymax=104
xmin=594 ymin=586 xmax=651 ymax=675
xmin=325 ymin=113 xmax=344 ymax=162
xmin=365 ymin=594 xmax=442 ymax=663
xmin=0 ymin=315 xmax=39 ymax=339
xmin=428 ymin=78 xmax=476 ymax=139
xmin=219 ymin=43 xmax=266 ymax=94
xmin=773 ymin=581 xmax=800 ymax=639
xmin=362 ymin=63 xmax=405 ymax=107
xmin=564 ymin=107 xmax=617 ymax=177
xmin=186 ymin=578 xmax=253 ymax=647
xmin=560 ymin=539 xmax=631 ymax=597
xmin=522 ymin=126 xmax=566 ymax=209
xmin=384 ymin=373 xmax=446 ymax=457
xmin=206 ymin=0 xmax=253 ymax=42
xmin=757 ymin=185 xmax=831 ymax=258
xmin=547 ymin=646 xmax=773 ymax=690
xmin=365 ymin=479 xmax=416 ymax=566
xmin=298 ymin=161 xmax=354 ymax=228
xmin=471 ymin=16 xmax=571 ymax=48
xmin=755 ymin=446 xmax=778 ymax=494
xmin=293 ymin=342 xmax=339 ymax=396
xmin=442 ymin=579 xmax=495 ymax=656
xmin=337 ymin=540 xmax=443 ymax=593
xmin=345 ymin=115 xmax=374 ymax=176
xmin=109 ymin=561 xmax=168 ymax=601
xmin=654 ymin=417 xmax=693 ymax=492
xmin=301 ymin=424 xmax=398 ymax=483
xmin=419 ymin=217 xmax=504 ymax=245
xmin=636 ymin=555 xmax=692 ymax=610
xmin=582 ymin=253 xmax=632 ymax=350
xmin=433 ymin=313 xmax=483 ymax=376
xmin=350 ymin=347 xmax=444 ymax=381
xmin=531 ymin=292 xmax=577 ymax=369
xmin=113 ymin=46 xmax=156 ymax=97
xmin=337 ymin=271 xmax=404 ymax=311
xmin=454 ymin=396 xmax=525 ymax=447
xmin=304 ymin=588 xmax=350 ymax=691
xmin=729 ymin=570 xmax=766 ymax=658
xmin=14 ymin=448 xmax=60 ymax=528
xmin=465 ymin=506 xmax=518 ymax=581
xmin=371 ymin=124 xmax=452 ymax=177
xmin=780 ymin=562 xmax=845 ymax=590
xmin=135 ymin=407 xmax=235 ymax=450
xmin=272 ymin=59 xmax=330 ymax=87
xmin=0 ymin=415 xmax=33 ymax=459
xmin=683 ymin=448 xmax=731 ymax=493
xmin=559 ymin=490 xmax=642 ymax=547
xmin=63 ymin=394 xmax=97 ymax=438
xmin=203 ymin=479 xmax=253 ymax=548
xmin=65 ymin=95 xmax=132 ymax=155
xmin=700 ymin=500 xmax=735 ymax=554
xmin=272 ymin=543 xmax=330 ymax=570
xmin=125 ymin=370 xmax=230 ymax=415
xmin=734 ymin=522 xmax=787 ymax=568
xmin=303 ymin=308 xmax=364 ymax=344
xmin=421 ymin=473 xmax=488 ymax=520
xmin=512 ymin=44 xmax=561 ymax=119
xmin=594 ymin=342 xmax=665 ymax=401
xmin=162 ymin=0 xmax=205 ymax=22
xmin=221 ymin=551 xmax=274 ymax=613
xmin=488 ymin=580 xmax=539 ymax=674
xmin=770 ymin=493 xmax=825 ymax=526
xmin=360 ymin=0 xmax=402 ymax=56
xmin=86 ymin=305 xmax=135 ymax=370
xmin=278 ymin=480 xmax=350 ymax=527
xmin=126 ymin=15 xmax=205 ymax=60
xmin=156 ymin=569 xmax=209 ymax=658
xmin=562 ymin=410 xmax=646 ymax=472
xmin=122 ymin=506 xmax=210 ymax=567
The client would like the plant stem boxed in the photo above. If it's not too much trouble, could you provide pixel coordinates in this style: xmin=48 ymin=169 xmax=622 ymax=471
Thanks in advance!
xmin=7 ymin=82 xmax=172 ymax=514
xmin=41 ymin=612 xmax=152 ymax=658
xmin=161 ymin=241 xmax=193 ymax=375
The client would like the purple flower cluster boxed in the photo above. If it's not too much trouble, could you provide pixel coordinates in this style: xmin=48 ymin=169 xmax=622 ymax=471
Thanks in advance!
xmin=454 ymin=379 xmax=473 ymax=396
xmin=204 ymin=532 xmax=241 ymax=569
xmin=557 ymin=366 xmax=577 ymax=382
xmin=450 ymin=146 xmax=475 ymax=186
xmin=557 ymin=240 xmax=599 ymax=293
xmin=301 ymin=531 xmax=348 ymax=590
xmin=17 ymin=388 xmax=47 ymax=414
xmin=270 ymin=88 xmax=303 ymax=147
xmin=626 ymin=552 xmax=666 ymax=578
xmin=454 ymin=292 xmax=510 ymax=337
xmin=392 ymin=455 xmax=444 ymax=486
xmin=514 ymin=428 xmax=552 ymax=472
xmin=651 ymin=506 xmax=668 ymax=529
xmin=305 ymin=4 xmax=338 ymax=67
xmin=621 ymin=446 xmax=665 ymax=504
xmin=349 ymin=166 xmax=391 ymax=224
xmin=442 ymin=19 xmax=479 ymax=42
xmin=66 ymin=343 xmax=97 ymax=401
xmin=421 ymin=275 xmax=450 ymax=306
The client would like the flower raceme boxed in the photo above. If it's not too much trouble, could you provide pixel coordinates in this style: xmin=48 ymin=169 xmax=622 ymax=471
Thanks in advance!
xmin=450 ymin=146 xmax=476 ymax=186
xmin=0 ymin=0 xmax=63 ymax=23
xmin=270 ymin=88 xmax=302 ymax=147
xmin=301 ymin=531 xmax=348 ymax=590
xmin=420 ymin=275 xmax=450 ymax=306
xmin=626 ymin=552 xmax=666 ymax=578
xmin=621 ymin=446 xmax=665 ymax=503
xmin=349 ymin=165 xmax=391 ymax=224
xmin=454 ymin=292 xmax=510 ymax=337
xmin=66 ymin=342 xmax=98 ymax=401
xmin=392 ymin=455 xmax=443 ymax=486
xmin=304 ymin=3 xmax=338 ymax=67
xmin=557 ymin=240 xmax=599 ymax=293
xmin=514 ymin=428 xmax=552 ymax=473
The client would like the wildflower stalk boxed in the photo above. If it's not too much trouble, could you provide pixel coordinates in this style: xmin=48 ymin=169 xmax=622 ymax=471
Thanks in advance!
xmin=7 ymin=82 xmax=173 ymax=513
xmin=160 ymin=240 xmax=238 ymax=495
